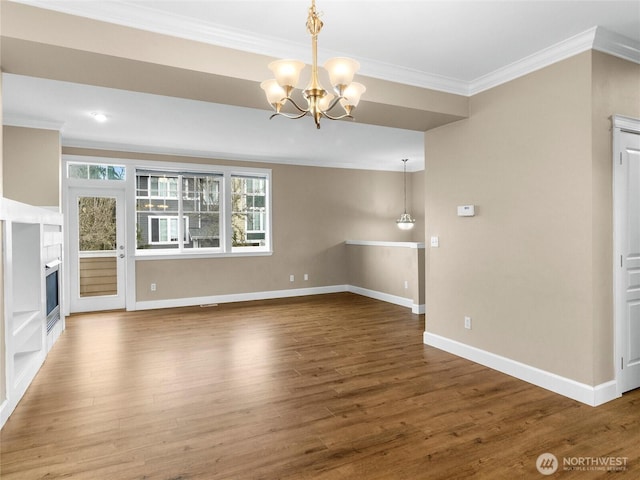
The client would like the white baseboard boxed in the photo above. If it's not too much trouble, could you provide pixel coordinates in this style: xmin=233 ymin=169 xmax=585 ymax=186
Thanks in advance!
xmin=135 ymin=284 xmax=425 ymax=314
xmin=347 ymin=285 xmax=412 ymax=308
xmin=347 ymin=285 xmax=425 ymax=314
xmin=423 ymin=332 xmax=620 ymax=407
xmin=412 ymin=303 xmax=426 ymax=315
xmin=0 ymin=399 xmax=9 ymax=430
xmin=135 ymin=285 xmax=350 ymax=310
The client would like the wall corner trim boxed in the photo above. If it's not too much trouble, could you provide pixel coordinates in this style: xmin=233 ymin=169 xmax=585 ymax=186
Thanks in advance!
xmin=423 ymin=332 xmax=620 ymax=407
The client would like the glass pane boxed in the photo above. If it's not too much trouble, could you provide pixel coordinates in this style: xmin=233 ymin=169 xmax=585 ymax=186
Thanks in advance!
xmin=232 ymin=176 xmax=266 ymax=247
xmin=68 ymin=163 xmax=89 ymax=179
xmin=77 ymin=196 xmax=117 ymax=297
xmin=183 ymin=176 xmax=220 ymax=250
xmin=107 ymin=166 xmax=126 ymax=180
xmin=69 ymin=162 xmax=125 ymax=181
xmin=89 ymin=165 xmax=108 ymax=180
xmin=136 ymin=174 xmax=180 ymax=250
xmin=151 ymin=175 xmax=179 ymax=198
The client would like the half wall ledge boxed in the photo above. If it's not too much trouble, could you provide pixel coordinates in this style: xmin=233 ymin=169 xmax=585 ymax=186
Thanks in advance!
xmin=345 ymin=240 xmax=425 ymax=313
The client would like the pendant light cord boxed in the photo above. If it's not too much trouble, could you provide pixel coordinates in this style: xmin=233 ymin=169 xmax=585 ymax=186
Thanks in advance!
xmin=402 ymin=158 xmax=408 ymax=214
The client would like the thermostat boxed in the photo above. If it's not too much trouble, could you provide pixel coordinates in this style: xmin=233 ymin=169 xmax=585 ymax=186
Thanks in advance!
xmin=457 ymin=205 xmax=475 ymax=217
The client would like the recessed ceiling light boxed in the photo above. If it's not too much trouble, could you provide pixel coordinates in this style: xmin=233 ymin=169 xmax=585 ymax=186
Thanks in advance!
xmin=91 ymin=112 xmax=108 ymax=122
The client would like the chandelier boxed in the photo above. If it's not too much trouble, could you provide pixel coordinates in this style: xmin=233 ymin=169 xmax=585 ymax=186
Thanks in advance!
xmin=396 ymin=159 xmax=416 ymax=230
xmin=260 ymin=0 xmax=366 ymax=129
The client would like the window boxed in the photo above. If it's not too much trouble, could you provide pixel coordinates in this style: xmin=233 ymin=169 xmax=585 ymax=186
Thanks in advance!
xmin=135 ymin=167 xmax=269 ymax=255
xmin=136 ymin=171 xmax=221 ymax=251
xmin=232 ymin=176 xmax=267 ymax=248
xmin=68 ymin=162 xmax=125 ymax=181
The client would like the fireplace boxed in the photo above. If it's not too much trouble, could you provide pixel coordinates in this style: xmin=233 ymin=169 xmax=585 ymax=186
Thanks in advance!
xmin=45 ymin=260 xmax=61 ymax=333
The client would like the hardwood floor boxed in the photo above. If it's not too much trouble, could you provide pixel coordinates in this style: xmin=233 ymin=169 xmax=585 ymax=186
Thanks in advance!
xmin=1 ymin=293 xmax=638 ymax=479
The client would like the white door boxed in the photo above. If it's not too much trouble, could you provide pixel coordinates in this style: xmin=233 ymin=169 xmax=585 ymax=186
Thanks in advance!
xmin=68 ymin=188 xmax=126 ymax=312
xmin=615 ymin=125 xmax=640 ymax=393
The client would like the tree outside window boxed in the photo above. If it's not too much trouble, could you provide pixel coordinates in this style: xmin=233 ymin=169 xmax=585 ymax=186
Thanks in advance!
xmin=232 ymin=176 xmax=267 ymax=247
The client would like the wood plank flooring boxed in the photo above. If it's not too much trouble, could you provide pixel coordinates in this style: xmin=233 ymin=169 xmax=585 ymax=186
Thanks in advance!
xmin=1 ymin=293 xmax=638 ymax=479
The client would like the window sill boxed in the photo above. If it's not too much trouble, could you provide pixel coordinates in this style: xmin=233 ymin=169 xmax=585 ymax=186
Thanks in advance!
xmin=134 ymin=250 xmax=273 ymax=261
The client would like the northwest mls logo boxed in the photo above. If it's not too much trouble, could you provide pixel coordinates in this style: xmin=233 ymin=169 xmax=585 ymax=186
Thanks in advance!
xmin=536 ymin=453 xmax=559 ymax=475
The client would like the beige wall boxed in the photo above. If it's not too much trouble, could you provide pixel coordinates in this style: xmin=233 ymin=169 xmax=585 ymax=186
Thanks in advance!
xmin=424 ymin=51 xmax=640 ymax=386
xmin=347 ymin=243 xmax=425 ymax=307
xmin=62 ymin=148 xmax=424 ymax=303
xmin=410 ymin=170 xmax=425 ymax=242
xmin=3 ymin=126 xmax=60 ymax=207
xmin=591 ymin=52 xmax=640 ymax=383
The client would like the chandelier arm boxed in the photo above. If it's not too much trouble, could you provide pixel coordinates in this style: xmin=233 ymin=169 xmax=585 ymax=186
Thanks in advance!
xmin=269 ymin=111 xmax=308 ymax=121
xmin=321 ymin=95 xmax=346 ymax=114
xmin=320 ymin=111 xmax=353 ymax=121
xmin=282 ymin=96 xmax=311 ymax=114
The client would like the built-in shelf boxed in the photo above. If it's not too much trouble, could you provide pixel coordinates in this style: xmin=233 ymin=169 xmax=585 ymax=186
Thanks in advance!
xmin=11 ymin=310 xmax=40 ymax=337
xmin=13 ymin=350 xmax=42 ymax=388
xmin=1 ymin=198 xmax=64 ymax=430
xmin=12 ymin=314 xmax=43 ymax=353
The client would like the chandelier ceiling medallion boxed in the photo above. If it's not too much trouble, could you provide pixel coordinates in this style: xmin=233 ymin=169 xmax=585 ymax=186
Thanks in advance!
xmin=260 ymin=0 xmax=366 ymax=129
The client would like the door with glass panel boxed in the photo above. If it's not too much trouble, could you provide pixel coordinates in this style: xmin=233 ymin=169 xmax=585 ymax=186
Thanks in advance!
xmin=68 ymin=188 xmax=126 ymax=312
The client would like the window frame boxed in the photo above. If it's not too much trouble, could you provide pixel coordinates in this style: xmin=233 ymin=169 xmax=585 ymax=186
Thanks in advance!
xmin=132 ymin=161 xmax=271 ymax=259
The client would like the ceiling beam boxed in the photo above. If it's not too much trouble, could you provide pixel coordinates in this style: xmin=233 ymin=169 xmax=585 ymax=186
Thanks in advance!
xmin=1 ymin=1 xmax=468 ymax=132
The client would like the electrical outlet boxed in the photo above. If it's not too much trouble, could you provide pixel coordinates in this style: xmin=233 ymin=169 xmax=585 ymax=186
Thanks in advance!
xmin=304 ymin=273 xmax=309 ymax=281
xmin=464 ymin=316 xmax=472 ymax=329
xmin=404 ymin=280 xmax=409 ymax=289
xmin=151 ymin=283 xmax=157 ymax=291
xmin=289 ymin=274 xmax=295 ymax=282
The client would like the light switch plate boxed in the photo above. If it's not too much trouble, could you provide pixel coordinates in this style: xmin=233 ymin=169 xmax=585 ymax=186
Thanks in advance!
xmin=457 ymin=205 xmax=475 ymax=217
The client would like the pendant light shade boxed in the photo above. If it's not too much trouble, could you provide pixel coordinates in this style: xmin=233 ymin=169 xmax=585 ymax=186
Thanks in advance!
xmin=396 ymin=159 xmax=415 ymax=230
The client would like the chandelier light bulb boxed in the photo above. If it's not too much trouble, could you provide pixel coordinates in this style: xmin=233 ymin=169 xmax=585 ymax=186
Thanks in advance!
xmin=324 ymin=57 xmax=360 ymax=91
xmin=318 ymin=93 xmax=335 ymax=112
xmin=268 ymin=59 xmax=305 ymax=89
xmin=339 ymin=82 xmax=366 ymax=111
xmin=260 ymin=80 xmax=287 ymax=107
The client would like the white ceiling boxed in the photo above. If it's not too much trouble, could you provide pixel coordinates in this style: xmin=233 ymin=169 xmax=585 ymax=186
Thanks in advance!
xmin=3 ymin=0 xmax=640 ymax=171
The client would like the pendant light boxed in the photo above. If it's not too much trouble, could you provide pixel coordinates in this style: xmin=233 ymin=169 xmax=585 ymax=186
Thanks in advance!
xmin=396 ymin=159 xmax=415 ymax=230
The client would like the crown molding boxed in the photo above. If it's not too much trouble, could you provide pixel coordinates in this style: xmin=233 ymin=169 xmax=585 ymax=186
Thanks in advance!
xmin=593 ymin=27 xmax=640 ymax=64
xmin=3 ymin=114 xmax=65 ymax=131
xmin=8 ymin=2 xmax=640 ymax=98
xmin=468 ymin=27 xmax=598 ymax=95
xmin=469 ymin=26 xmax=640 ymax=95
